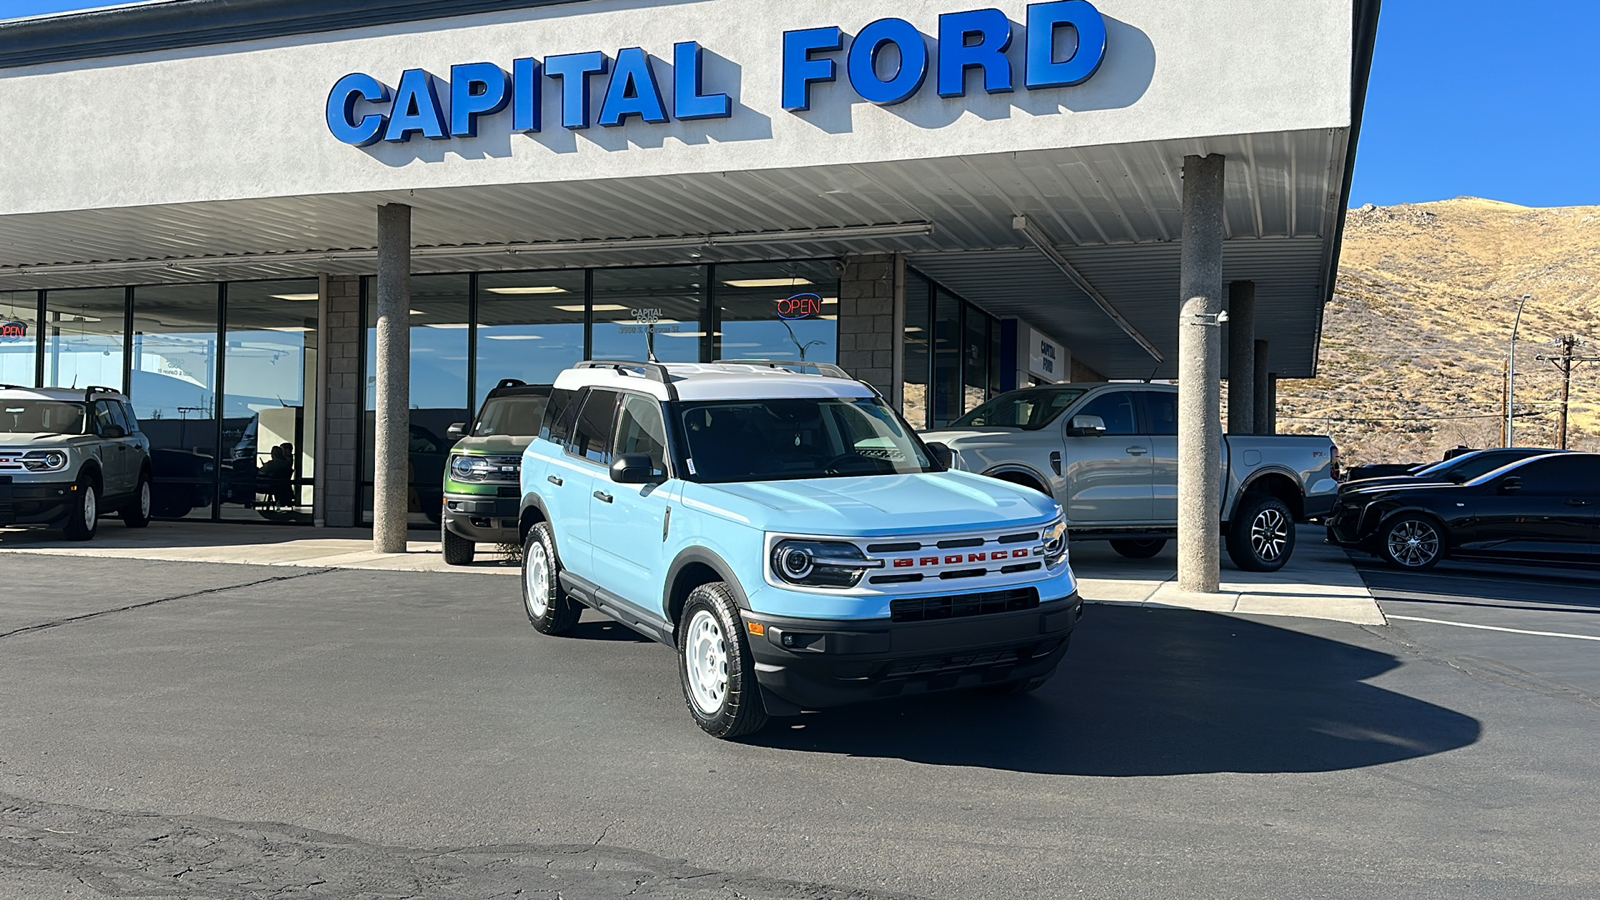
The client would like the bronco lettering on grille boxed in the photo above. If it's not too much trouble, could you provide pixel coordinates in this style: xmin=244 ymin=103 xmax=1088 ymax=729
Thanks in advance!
xmin=889 ymin=547 xmax=1036 ymax=571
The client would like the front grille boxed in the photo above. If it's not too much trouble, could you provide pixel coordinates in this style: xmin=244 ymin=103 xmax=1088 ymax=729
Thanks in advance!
xmin=890 ymin=587 xmax=1040 ymax=623
xmin=497 ymin=486 xmax=518 ymax=497
xmin=886 ymin=649 xmax=1020 ymax=677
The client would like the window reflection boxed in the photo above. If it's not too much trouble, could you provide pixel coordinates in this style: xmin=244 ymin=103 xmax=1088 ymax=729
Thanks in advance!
xmin=133 ymin=283 xmax=220 ymax=520
xmin=716 ymin=261 xmax=838 ymax=364
xmin=590 ymin=266 xmax=704 ymax=363
xmin=0 ymin=291 xmax=37 ymax=386
xmin=902 ymin=274 xmax=932 ymax=430
xmin=476 ymin=270 xmax=586 ymax=403
xmin=45 ymin=288 xmax=125 ymax=391
xmin=931 ymin=288 xmax=962 ymax=427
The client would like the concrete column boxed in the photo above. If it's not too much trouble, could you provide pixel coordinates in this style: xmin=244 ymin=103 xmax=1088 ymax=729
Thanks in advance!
xmin=372 ymin=204 xmax=411 ymax=553
xmin=1267 ymin=374 xmax=1278 ymax=435
xmin=1253 ymin=340 xmax=1271 ymax=435
xmin=1226 ymin=281 xmax=1255 ymax=435
xmin=835 ymin=253 xmax=898 ymax=398
xmin=1178 ymin=154 xmax=1225 ymax=593
xmin=322 ymin=275 xmax=362 ymax=529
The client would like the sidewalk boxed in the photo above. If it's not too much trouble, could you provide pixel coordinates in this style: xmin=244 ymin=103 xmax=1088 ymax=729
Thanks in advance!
xmin=1 ymin=521 xmax=1384 ymax=625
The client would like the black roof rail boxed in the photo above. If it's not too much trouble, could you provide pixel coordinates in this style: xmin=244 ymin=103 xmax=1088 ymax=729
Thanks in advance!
xmin=85 ymin=385 xmax=121 ymax=399
xmin=575 ymin=360 xmax=679 ymax=401
xmin=492 ymin=378 xmax=527 ymax=391
xmin=717 ymin=359 xmax=854 ymax=380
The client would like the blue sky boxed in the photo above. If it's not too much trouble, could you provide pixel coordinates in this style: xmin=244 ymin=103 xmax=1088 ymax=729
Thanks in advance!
xmin=5 ymin=0 xmax=1598 ymax=209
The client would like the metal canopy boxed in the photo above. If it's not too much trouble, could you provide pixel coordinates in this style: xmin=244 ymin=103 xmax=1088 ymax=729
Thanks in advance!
xmin=0 ymin=128 xmax=1347 ymax=379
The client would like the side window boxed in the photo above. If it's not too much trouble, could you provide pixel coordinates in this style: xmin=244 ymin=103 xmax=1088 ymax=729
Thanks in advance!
xmin=1514 ymin=457 xmax=1600 ymax=494
xmin=613 ymin=394 xmax=669 ymax=476
xmin=1075 ymin=391 xmax=1139 ymax=436
xmin=541 ymin=388 xmax=578 ymax=444
xmin=92 ymin=400 xmax=121 ymax=437
xmin=568 ymin=389 xmax=619 ymax=464
xmin=117 ymin=401 xmax=141 ymax=434
xmin=1139 ymin=391 xmax=1177 ymax=436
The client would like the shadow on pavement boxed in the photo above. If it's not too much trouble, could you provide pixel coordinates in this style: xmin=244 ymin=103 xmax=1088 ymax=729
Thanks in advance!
xmin=755 ymin=605 xmax=1480 ymax=776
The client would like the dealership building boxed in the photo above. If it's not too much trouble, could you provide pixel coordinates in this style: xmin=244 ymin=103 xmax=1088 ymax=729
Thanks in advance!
xmin=0 ymin=0 xmax=1378 ymax=589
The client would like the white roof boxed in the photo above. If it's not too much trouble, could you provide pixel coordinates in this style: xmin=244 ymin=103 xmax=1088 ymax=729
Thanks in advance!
xmin=0 ymin=385 xmax=125 ymax=401
xmin=551 ymin=363 xmax=875 ymax=403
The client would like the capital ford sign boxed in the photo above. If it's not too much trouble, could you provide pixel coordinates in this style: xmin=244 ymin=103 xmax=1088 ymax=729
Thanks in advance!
xmin=326 ymin=1 xmax=1106 ymax=146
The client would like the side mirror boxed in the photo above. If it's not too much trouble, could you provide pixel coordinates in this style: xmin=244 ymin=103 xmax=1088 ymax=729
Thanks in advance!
xmin=610 ymin=453 xmax=657 ymax=485
xmin=1066 ymin=415 xmax=1107 ymax=437
xmin=925 ymin=441 xmax=954 ymax=469
xmin=102 ymin=424 xmax=126 ymax=439
xmin=446 ymin=422 xmax=466 ymax=439
xmin=1445 ymin=471 xmax=1468 ymax=484
xmin=1498 ymin=476 xmax=1522 ymax=494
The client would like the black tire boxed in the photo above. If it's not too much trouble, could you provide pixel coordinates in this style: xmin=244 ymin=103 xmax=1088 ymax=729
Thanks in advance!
xmin=677 ymin=582 xmax=769 ymax=739
xmin=63 ymin=472 xmax=99 ymax=542
xmin=121 ymin=472 xmax=152 ymax=528
xmin=521 ymin=522 xmax=581 ymax=635
xmin=1226 ymin=494 xmax=1295 ymax=572
xmin=1377 ymin=514 xmax=1444 ymax=570
xmin=1110 ymin=538 xmax=1167 ymax=559
xmin=441 ymin=523 xmax=475 ymax=566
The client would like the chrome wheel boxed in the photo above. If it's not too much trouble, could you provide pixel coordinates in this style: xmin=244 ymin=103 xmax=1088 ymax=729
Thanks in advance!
xmin=684 ymin=609 xmax=729 ymax=715
xmin=523 ymin=541 xmax=551 ymax=618
xmin=1386 ymin=519 xmax=1441 ymax=568
xmin=1250 ymin=506 xmax=1289 ymax=562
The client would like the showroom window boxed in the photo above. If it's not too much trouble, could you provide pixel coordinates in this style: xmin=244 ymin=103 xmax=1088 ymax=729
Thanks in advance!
xmin=590 ymin=266 xmax=706 ymax=364
xmin=476 ymin=270 xmax=587 ymax=406
xmin=44 ymin=287 xmax=127 ymax=392
xmin=901 ymin=273 xmax=932 ymax=430
xmin=132 ymin=283 xmax=222 ymax=520
xmin=715 ymin=261 xmax=839 ymax=364
xmin=0 ymin=291 xmax=39 ymax=386
xmin=900 ymin=270 xmax=1004 ymax=430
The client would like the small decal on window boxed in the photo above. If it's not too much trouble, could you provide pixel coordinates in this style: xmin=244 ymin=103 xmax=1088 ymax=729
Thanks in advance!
xmin=687 ymin=458 xmax=697 ymax=475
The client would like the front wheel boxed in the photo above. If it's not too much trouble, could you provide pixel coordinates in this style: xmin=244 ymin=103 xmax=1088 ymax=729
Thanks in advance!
xmin=1110 ymin=538 xmax=1167 ymax=559
xmin=521 ymin=522 xmax=581 ymax=634
xmin=1378 ymin=515 xmax=1444 ymax=570
xmin=121 ymin=473 xmax=152 ymax=528
xmin=441 ymin=523 xmax=475 ymax=566
xmin=1227 ymin=495 xmax=1295 ymax=572
xmin=63 ymin=473 xmax=99 ymax=541
xmin=678 ymin=582 xmax=768 ymax=739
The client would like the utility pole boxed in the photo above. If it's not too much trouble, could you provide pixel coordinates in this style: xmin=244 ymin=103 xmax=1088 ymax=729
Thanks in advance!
xmin=1506 ymin=294 xmax=1531 ymax=447
xmin=1538 ymin=336 xmax=1599 ymax=450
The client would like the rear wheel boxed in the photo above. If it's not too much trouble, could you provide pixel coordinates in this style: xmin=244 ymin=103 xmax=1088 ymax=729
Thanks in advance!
xmin=1227 ymin=494 xmax=1295 ymax=572
xmin=63 ymin=473 xmax=99 ymax=542
xmin=121 ymin=472 xmax=152 ymax=528
xmin=678 ymin=582 xmax=768 ymax=739
xmin=1379 ymin=515 xmax=1444 ymax=570
xmin=1110 ymin=538 xmax=1167 ymax=559
xmin=521 ymin=522 xmax=581 ymax=635
xmin=441 ymin=523 xmax=475 ymax=566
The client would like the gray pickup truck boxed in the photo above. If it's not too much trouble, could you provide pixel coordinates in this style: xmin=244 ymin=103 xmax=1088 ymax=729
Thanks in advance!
xmin=922 ymin=383 xmax=1339 ymax=571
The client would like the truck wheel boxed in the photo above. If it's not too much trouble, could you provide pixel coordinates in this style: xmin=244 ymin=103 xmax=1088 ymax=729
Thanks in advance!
xmin=63 ymin=473 xmax=99 ymax=542
xmin=1378 ymin=515 xmax=1443 ymax=570
xmin=441 ymin=523 xmax=475 ymax=566
xmin=1110 ymin=538 xmax=1166 ymax=559
xmin=1227 ymin=495 xmax=1295 ymax=572
xmin=521 ymin=522 xmax=580 ymax=635
xmin=678 ymin=582 xmax=769 ymax=739
xmin=121 ymin=473 xmax=152 ymax=528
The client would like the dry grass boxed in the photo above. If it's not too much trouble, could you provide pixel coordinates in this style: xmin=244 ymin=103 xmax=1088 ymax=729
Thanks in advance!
xmin=1275 ymin=198 xmax=1600 ymax=465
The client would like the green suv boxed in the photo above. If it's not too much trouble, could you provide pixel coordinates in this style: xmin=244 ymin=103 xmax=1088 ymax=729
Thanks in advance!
xmin=441 ymin=379 xmax=551 ymax=565
xmin=0 ymin=385 xmax=153 ymax=541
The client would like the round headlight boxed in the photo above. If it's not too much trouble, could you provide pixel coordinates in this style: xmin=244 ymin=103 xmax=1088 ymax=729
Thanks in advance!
xmin=450 ymin=455 xmax=481 ymax=481
xmin=43 ymin=451 xmax=67 ymax=469
xmin=777 ymin=545 xmax=814 ymax=580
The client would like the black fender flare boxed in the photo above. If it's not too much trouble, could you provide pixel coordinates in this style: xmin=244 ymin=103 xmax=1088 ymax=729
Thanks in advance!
xmin=663 ymin=546 xmax=751 ymax=618
xmin=1233 ymin=467 xmax=1303 ymax=520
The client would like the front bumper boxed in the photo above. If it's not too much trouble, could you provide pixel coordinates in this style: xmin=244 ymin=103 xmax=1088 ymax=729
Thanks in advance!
xmin=743 ymin=593 xmax=1083 ymax=713
xmin=0 ymin=479 xmax=78 ymax=527
xmin=1324 ymin=503 xmax=1377 ymax=548
xmin=441 ymin=491 xmax=520 ymax=543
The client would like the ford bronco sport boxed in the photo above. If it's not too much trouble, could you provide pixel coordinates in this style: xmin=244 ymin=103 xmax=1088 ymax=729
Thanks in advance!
xmin=441 ymin=378 xmax=552 ymax=565
xmin=517 ymin=361 xmax=1083 ymax=738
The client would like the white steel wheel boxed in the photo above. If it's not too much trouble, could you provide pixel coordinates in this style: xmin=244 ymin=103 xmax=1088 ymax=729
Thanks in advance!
xmin=1384 ymin=517 xmax=1442 ymax=569
xmin=684 ymin=609 xmax=730 ymax=716
xmin=83 ymin=485 xmax=98 ymax=523
xmin=524 ymin=541 xmax=551 ymax=619
xmin=1250 ymin=506 xmax=1291 ymax=564
xmin=520 ymin=522 xmax=580 ymax=635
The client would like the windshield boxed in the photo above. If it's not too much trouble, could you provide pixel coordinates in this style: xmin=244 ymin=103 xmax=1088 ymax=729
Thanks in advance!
xmin=679 ymin=397 xmax=936 ymax=483
xmin=0 ymin=400 xmax=87 ymax=435
xmin=1415 ymin=450 xmax=1542 ymax=482
xmin=472 ymin=394 xmax=548 ymax=438
xmin=949 ymin=388 xmax=1087 ymax=430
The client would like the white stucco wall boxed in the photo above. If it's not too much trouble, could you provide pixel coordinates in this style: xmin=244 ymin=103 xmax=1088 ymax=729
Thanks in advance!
xmin=0 ymin=0 xmax=1353 ymax=215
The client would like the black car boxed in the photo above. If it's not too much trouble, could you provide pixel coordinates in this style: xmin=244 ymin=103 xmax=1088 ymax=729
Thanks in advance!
xmin=1327 ymin=452 xmax=1599 ymax=569
xmin=1338 ymin=447 xmax=1562 ymax=496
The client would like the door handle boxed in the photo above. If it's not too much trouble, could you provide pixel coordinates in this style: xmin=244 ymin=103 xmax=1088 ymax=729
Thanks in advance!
xmin=547 ymin=475 xmax=563 ymax=487
xmin=594 ymin=490 xmax=613 ymax=504
xmin=1125 ymin=446 xmax=1148 ymax=456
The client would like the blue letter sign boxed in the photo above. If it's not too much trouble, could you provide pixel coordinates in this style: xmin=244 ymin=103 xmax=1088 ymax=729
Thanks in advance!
xmin=846 ymin=18 xmax=930 ymax=106
xmin=1026 ymin=0 xmax=1107 ymax=89
xmin=384 ymin=69 xmax=448 ymax=142
xmin=599 ymin=47 xmax=670 ymax=127
xmin=545 ymin=51 xmax=610 ymax=130
xmin=781 ymin=26 xmax=844 ymax=112
xmin=326 ymin=72 xmax=390 ymax=147
xmin=937 ymin=8 xmax=1014 ymax=97
xmin=450 ymin=62 xmax=511 ymax=137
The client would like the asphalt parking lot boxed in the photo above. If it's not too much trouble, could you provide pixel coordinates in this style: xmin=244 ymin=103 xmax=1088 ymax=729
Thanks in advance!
xmin=1 ymin=552 xmax=1598 ymax=899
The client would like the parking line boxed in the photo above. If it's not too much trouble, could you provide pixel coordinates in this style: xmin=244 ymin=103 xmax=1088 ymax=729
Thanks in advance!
xmin=1387 ymin=615 xmax=1600 ymax=642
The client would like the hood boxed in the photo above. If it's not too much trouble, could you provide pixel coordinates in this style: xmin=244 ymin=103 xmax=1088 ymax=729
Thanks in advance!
xmin=689 ymin=469 xmax=1061 ymax=537
xmin=921 ymin=427 xmax=1027 ymax=447
xmin=0 ymin=432 xmax=97 ymax=447
xmin=452 ymin=434 xmax=533 ymax=456
xmin=1340 ymin=475 xmax=1455 ymax=496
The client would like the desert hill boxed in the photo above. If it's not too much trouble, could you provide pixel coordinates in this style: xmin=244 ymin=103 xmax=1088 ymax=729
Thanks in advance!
xmin=1276 ymin=198 xmax=1600 ymax=465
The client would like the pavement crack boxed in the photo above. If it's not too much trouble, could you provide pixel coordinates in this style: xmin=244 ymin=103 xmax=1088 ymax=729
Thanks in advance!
xmin=0 ymin=568 xmax=334 ymax=641
xmin=1363 ymin=621 xmax=1600 ymax=711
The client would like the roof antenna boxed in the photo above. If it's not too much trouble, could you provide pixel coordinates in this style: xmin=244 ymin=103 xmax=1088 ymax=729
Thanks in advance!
xmin=1146 ymin=363 xmax=1160 ymax=384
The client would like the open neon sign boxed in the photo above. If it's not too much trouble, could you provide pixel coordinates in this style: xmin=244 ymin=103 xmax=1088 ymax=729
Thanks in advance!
xmin=776 ymin=293 xmax=824 ymax=320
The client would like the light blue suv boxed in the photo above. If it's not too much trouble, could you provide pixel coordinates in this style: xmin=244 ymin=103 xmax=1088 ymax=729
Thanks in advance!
xmin=517 ymin=361 xmax=1082 ymax=738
